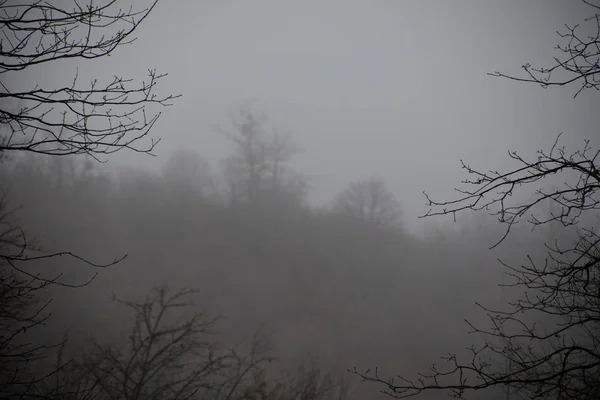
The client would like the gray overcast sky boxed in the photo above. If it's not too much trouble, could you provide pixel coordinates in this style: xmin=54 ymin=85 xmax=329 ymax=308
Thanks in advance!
xmin=38 ymin=0 xmax=599 ymax=233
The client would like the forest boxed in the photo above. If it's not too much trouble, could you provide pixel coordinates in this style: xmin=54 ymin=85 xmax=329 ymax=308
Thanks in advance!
xmin=0 ymin=106 xmax=583 ymax=399
xmin=1 ymin=1 xmax=599 ymax=399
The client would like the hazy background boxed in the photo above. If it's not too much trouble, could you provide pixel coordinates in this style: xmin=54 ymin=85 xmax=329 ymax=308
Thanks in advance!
xmin=7 ymin=1 xmax=598 ymax=399
xmin=32 ymin=0 xmax=595 ymax=234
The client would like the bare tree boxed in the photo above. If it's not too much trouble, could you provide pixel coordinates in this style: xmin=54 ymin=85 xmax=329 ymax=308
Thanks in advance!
xmin=162 ymin=148 xmax=217 ymax=200
xmin=0 ymin=0 xmax=178 ymax=158
xmin=219 ymin=155 xmax=248 ymax=207
xmin=65 ymin=286 xmax=276 ymax=400
xmin=216 ymin=102 xmax=270 ymax=204
xmin=265 ymin=129 xmax=303 ymax=190
xmin=0 ymin=188 xmax=47 ymax=398
xmin=0 ymin=0 xmax=176 ymax=397
xmin=216 ymin=102 xmax=305 ymax=207
xmin=355 ymin=2 xmax=600 ymax=398
xmin=39 ymin=286 xmax=353 ymax=400
xmin=0 ymin=186 xmax=119 ymax=398
xmin=332 ymin=178 xmax=400 ymax=227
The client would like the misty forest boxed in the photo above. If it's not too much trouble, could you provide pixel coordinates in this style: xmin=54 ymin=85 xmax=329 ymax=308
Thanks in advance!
xmin=1 ymin=1 xmax=599 ymax=399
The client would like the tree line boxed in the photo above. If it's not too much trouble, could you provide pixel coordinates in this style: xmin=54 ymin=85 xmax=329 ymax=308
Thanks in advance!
xmin=1 ymin=0 xmax=599 ymax=399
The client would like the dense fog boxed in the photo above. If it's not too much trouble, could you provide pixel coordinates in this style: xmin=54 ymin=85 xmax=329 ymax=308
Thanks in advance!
xmin=2 ymin=1 xmax=599 ymax=399
xmin=0 ymin=144 xmax=571 ymax=399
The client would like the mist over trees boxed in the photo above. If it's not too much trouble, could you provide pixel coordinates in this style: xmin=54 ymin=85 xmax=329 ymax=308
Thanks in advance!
xmin=356 ymin=1 xmax=600 ymax=398
xmin=1 ymin=0 xmax=598 ymax=400
xmin=216 ymin=102 xmax=307 ymax=209
xmin=0 ymin=105 xmax=573 ymax=399
xmin=0 ymin=127 xmax=519 ymax=400
xmin=0 ymin=0 xmax=176 ymax=396
xmin=332 ymin=178 xmax=401 ymax=227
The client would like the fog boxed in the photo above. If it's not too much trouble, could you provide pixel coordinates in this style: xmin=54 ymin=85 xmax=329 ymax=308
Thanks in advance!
xmin=18 ymin=0 xmax=598 ymax=233
xmin=3 ymin=1 xmax=599 ymax=399
xmin=3 ymin=150 xmax=544 ymax=399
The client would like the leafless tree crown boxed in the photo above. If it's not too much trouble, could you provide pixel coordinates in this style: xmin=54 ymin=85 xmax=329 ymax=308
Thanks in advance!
xmin=0 ymin=0 xmax=179 ymax=159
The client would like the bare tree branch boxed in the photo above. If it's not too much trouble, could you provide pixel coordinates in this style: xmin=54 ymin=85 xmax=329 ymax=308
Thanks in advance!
xmin=0 ymin=0 xmax=179 ymax=159
xmin=70 ymin=285 xmax=277 ymax=400
xmin=354 ymin=2 xmax=600 ymax=397
xmin=489 ymin=2 xmax=600 ymax=98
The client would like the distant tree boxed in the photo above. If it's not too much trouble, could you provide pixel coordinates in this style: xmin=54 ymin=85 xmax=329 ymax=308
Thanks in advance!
xmin=266 ymin=355 xmax=351 ymax=400
xmin=332 ymin=178 xmax=400 ymax=227
xmin=49 ymin=156 xmax=76 ymax=190
xmin=216 ymin=102 xmax=305 ymax=207
xmin=162 ymin=148 xmax=216 ymax=198
xmin=265 ymin=129 xmax=303 ymax=190
xmin=219 ymin=155 xmax=248 ymax=207
xmin=356 ymin=1 xmax=600 ymax=398
xmin=216 ymin=102 xmax=269 ymax=204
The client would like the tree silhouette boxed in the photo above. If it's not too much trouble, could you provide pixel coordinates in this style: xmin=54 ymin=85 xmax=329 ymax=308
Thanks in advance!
xmin=0 ymin=0 xmax=178 ymax=159
xmin=63 ymin=286 xmax=274 ymax=400
xmin=216 ymin=102 xmax=305 ymax=207
xmin=333 ymin=178 xmax=400 ymax=227
xmin=0 ymin=0 xmax=176 ymax=396
xmin=355 ymin=1 xmax=600 ymax=398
